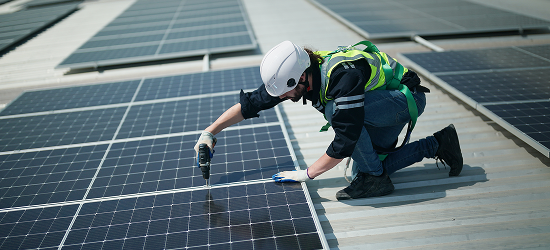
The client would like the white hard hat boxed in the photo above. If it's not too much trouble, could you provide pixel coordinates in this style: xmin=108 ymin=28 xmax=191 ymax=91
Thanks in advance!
xmin=260 ymin=41 xmax=311 ymax=97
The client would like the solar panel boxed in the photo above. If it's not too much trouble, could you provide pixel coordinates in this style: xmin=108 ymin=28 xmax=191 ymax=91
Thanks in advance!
xmin=0 ymin=145 xmax=107 ymax=209
xmin=1 ymin=66 xmax=260 ymax=117
xmin=63 ymin=182 xmax=322 ymax=249
xmin=485 ymin=101 xmax=550 ymax=151
xmin=0 ymin=3 xmax=78 ymax=53
xmin=401 ymin=44 xmax=550 ymax=157
xmin=310 ymin=0 xmax=550 ymax=39
xmin=0 ymin=107 xmax=126 ymax=152
xmin=117 ymin=95 xmax=278 ymax=139
xmin=437 ymin=69 xmax=550 ymax=103
xmin=87 ymin=125 xmax=294 ymax=200
xmin=56 ymin=0 xmax=257 ymax=70
xmin=0 ymin=65 xmax=327 ymax=247
xmin=518 ymin=44 xmax=550 ymax=60
xmin=0 ymin=80 xmax=141 ymax=116
xmin=0 ymin=205 xmax=79 ymax=249
xmin=399 ymin=47 xmax=550 ymax=73
xmin=135 ymin=66 xmax=261 ymax=101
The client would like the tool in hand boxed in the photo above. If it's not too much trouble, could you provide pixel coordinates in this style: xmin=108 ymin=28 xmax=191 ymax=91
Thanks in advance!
xmin=197 ymin=138 xmax=216 ymax=187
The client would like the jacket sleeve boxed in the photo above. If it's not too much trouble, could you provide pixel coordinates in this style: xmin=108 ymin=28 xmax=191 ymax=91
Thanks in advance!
xmin=239 ymin=84 xmax=284 ymax=119
xmin=326 ymin=62 xmax=371 ymax=159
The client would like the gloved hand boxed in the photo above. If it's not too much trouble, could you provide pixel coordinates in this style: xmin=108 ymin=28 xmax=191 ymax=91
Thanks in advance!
xmin=194 ymin=131 xmax=216 ymax=154
xmin=272 ymin=169 xmax=312 ymax=182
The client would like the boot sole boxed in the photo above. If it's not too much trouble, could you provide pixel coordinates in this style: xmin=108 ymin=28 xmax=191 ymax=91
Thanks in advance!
xmin=336 ymin=183 xmax=395 ymax=201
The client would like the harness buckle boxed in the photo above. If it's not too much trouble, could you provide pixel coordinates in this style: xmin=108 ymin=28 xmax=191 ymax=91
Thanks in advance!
xmin=336 ymin=45 xmax=353 ymax=53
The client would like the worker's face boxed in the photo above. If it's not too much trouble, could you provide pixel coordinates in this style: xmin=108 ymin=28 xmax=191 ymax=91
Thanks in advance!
xmin=279 ymin=72 xmax=309 ymax=102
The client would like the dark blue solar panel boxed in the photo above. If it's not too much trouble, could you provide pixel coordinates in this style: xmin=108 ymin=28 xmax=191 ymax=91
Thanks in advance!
xmin=0 ymin=4 xmax=78 ymax=52
xmin=0 ymin=80 xmax=141 ymax=116
xmin=135 ymin=66 xmax=261 ymax=101
xmin=0 ymin=62 xmax=325 ymax=248
xmin=403 ymin=47 xmax=550 ymax=73
xmin=485 ymin=101 xmax=550 ymax=150
xmin=402 ymin=45 xmax=550 ymax=157
xmin=438 ymin=69 xmax=550 ymax=103
xmin=87 ymin=125 xmax=294 ymax=199
xmin=117 ymin=94 xmax=278 ymax=139
xmin=63 ymin=182 xmax=322 ymax=249
xmin=56 ymin=0 xmax=256 ymax=69
xmin=517 ymin=44 xmax=550 ymax=61
xmin=0 ymin=145 xmax=107 ymax=209
xmin=312 ymin=0 xmax=550 ymax=38
xmin=0 ymin=107 xmax=126 ymax=152
xmin=0 ymin=205 xmax=78 ymax=249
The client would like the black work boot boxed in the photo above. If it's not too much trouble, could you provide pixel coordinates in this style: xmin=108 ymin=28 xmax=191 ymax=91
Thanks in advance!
xmin=336 ymin=169 xmax=394 ymax=201
xmin=433 ymin=124 xmax=463 ymax=176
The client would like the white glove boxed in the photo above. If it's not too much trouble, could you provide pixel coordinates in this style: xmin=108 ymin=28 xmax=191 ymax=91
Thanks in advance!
xmin=194 ymin=131 xmax=216 ymax=154
xmin=272 ymin=169 xmax=312 ymax=182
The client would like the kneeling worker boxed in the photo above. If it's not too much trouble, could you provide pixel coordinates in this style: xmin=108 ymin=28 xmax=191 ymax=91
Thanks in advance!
xmin=194 ymin=41 xmax=463 ymax=200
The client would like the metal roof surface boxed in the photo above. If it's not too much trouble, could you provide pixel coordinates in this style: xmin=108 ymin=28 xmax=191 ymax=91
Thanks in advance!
xmin=1 ymin=0 xmax=550 ymax=249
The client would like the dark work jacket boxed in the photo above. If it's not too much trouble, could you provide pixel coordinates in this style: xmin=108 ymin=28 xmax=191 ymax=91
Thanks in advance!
xmin=239 ymin=60 xmax=420 ymax=159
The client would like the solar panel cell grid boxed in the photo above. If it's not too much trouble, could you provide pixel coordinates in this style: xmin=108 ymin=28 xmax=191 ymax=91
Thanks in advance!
xmin=312 ymin=0 xmax=550 ymax=39
xmin=57 ymin=0 xmax=256 ymax=69
xmin=403 ymin=48 xmax=550 ymax=73
xmin=165 ymin=23 xmax=248 ymax=40
xmin=79 ymin=34 xmax=164 ymax=49
xmin=485 ymin=101 xmax=550 ymax=149
xmin=88 ymin=125 xmax=293 ymax=199
xmin=402 ymin=45 xmax=550 ymax=157
xmin=0 ymin=205 xmax=78 ymax=249
xmin=0 ymin=145 xmax=107 ymax=209
xmin=96 ymin=24 xmax=170 ymax=37
xmin=518 ymin=44 xmax=550 ymax=60
xmin=438 ymin=69 xmax=550 ymax=103
xmin=135 ymin=66 xmax=261 ymax=101
xmin=0 ymin=108 xmax=126 ymax=152
xmin=63 ymin=182 xmax=321 ymax=249
xmin=171 ymin=15 xmax=245 ymax=29
xmin=118 ymin=95 xmax=278 ymax=139
xmin=0 ymin=80 xmax=140 ymax=116
xmin=158 ymin=34 xmax=252 ymax=54
xmin=0 ymin=4 xmax=78 ymax=52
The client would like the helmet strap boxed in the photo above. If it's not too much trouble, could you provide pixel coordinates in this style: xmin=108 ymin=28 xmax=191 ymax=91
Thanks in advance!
xmin=299 ymin=71 xmax=310 ymax=105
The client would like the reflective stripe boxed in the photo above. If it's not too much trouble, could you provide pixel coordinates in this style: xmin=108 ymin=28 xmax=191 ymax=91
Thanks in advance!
xmin=313 ymin=100 xmax=324 ymax=111
xmin=335 ymin=102 xmax=364 ymax=110
xmin=364 ymin=52 xmax=381 ymax=91
xmin=335 ymin=95 xmax=363 ymax=103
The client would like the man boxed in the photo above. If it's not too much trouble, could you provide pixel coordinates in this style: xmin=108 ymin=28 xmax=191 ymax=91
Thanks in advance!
xmin=194 ymin=41 xmax=463 ymax=200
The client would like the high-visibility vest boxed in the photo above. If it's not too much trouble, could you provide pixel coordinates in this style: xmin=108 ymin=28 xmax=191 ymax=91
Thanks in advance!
xmin=316 ymin=49 xmax=409 ymax=106
xmin=315 ymin=41 xmax=419 ymax=160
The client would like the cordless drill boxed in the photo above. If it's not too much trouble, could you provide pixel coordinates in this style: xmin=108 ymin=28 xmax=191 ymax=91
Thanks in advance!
xmin=197 ymin=138 xmax=216 ymax=186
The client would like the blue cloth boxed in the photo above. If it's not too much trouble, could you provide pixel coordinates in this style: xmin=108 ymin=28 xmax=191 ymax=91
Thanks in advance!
xmin=325 ymin=89 xmax=438 ymax=177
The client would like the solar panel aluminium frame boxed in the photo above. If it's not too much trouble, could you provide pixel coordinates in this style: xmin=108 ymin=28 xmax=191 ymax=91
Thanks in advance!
xmin=307 ymin=0 xmax=550 ymax=39
xmin=55 ymin=0 xmax=258 ymax=70
xmin=398 ymin=52 xmax=550 ymax=158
